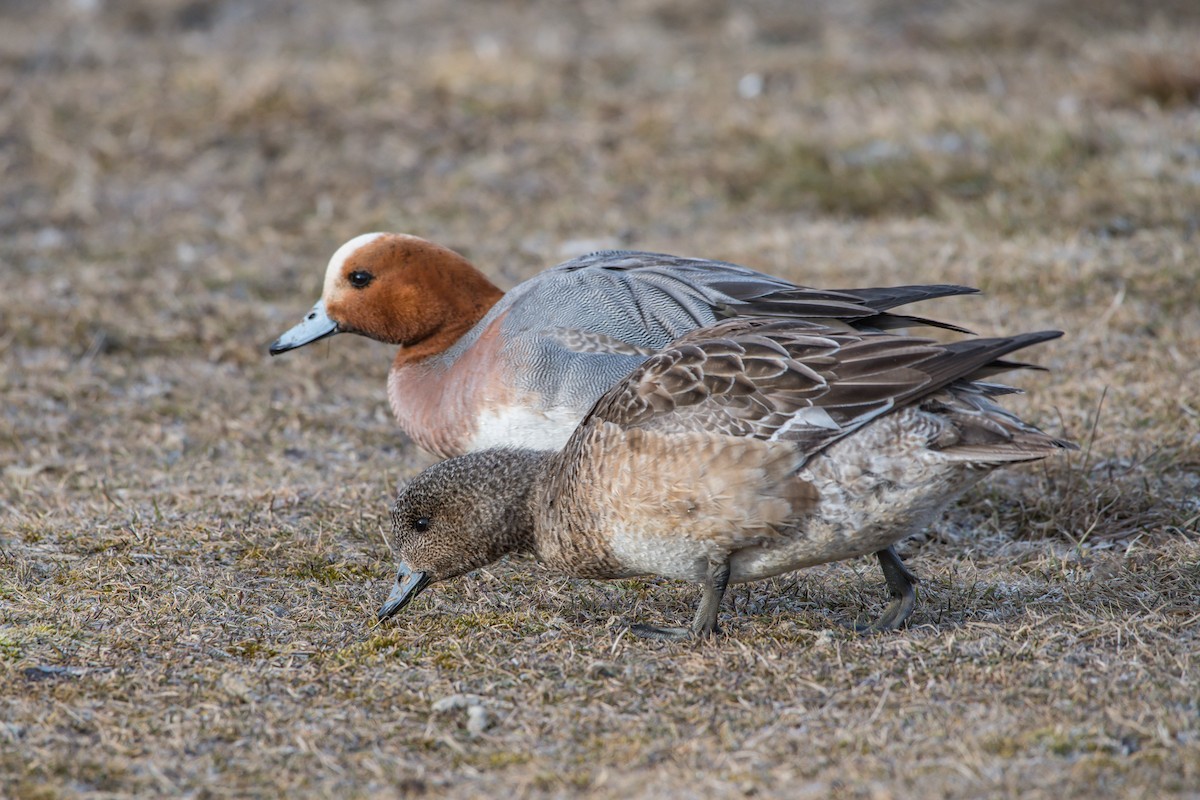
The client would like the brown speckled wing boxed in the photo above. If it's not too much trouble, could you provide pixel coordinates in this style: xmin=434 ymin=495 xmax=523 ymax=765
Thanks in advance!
xmin=583 ymin=318 xmax=1062 ymax=460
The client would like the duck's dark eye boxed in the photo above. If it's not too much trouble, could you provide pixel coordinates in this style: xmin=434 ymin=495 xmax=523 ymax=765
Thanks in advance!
xmin=413 ymin=517 xmax=430 ymax=533
xmin=347 ymin=270 xmax=373 ymax=289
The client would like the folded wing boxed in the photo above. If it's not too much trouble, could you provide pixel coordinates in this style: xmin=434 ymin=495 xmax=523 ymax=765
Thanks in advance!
xmin=582 ymin=318 xmax=1064 ymax=462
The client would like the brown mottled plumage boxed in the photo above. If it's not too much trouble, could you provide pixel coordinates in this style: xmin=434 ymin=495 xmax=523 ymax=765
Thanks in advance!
xmin=379 ymin=319 xmax=1075 ymax=639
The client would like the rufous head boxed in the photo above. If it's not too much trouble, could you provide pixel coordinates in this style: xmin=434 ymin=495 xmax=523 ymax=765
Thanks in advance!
xmin=269 ymin=233 xmax=503 ymax=356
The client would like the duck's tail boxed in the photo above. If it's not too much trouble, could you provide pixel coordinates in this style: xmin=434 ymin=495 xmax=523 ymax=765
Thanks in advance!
xmin=923 ymin=383 xmax=1077 ymax=465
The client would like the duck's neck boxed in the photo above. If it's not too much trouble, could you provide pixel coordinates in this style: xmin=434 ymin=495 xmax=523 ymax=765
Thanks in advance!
xmin=528 ymin=449 xmax=626 ymax=579
xmin=391 ymin=257 xmax=504 ymax=365
xmin=436 ymin=447 xmax=626 ymax=580
xmin=388 ymin=310 xmax=515 ymax=458
xmin=470 ymin=448 xmax=554 ymax=559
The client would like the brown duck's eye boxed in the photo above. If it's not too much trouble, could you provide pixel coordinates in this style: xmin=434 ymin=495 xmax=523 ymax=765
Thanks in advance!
xmin=413 ymin=517 xmax=430 ymax=533
xmin=348 ymin=270 xmax=373 ymax=289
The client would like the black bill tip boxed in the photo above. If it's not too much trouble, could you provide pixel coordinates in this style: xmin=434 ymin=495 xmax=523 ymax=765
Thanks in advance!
xmin=377 ymin=564 xmax=432 ymax=621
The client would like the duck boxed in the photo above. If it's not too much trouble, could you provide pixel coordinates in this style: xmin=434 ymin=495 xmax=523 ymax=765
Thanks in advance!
xmin=376 ymin=317 xmax=1076 ymax=638
xmin=269 ymin=233 xmax=980 ymax=625
xmin=269 ymin=233 xmax=978 ymax=459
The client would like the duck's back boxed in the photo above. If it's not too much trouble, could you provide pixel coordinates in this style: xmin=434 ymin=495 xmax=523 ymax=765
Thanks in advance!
xmin=539 ymin=319 xmax=1073 ymax=583
xmin=456 ymin=251 xmax=976 ymax=423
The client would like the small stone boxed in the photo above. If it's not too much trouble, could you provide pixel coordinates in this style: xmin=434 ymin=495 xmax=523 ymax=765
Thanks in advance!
xmin=737 ymin=72 xmax=764 ymax=99
xmin=466 ymin=705 xmax=491 ymax=736
xmin=35 ymin=227 xmax=66 ymax=251
xmin=431 ymin=693 xmax=479 ymax=713
xmin=0 ymin=722 xmax=25 ymax=742
xmin=431 ymin=694 xmax=493 ymax=736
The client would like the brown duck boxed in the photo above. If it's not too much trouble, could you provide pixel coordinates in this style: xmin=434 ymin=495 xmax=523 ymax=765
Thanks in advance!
xmin=377 ymin=318 xmax=1074 ymax=638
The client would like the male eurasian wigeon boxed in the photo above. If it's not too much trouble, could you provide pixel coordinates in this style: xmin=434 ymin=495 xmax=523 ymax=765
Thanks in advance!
xmin=270 ymin=233 xmax=977 ymax=459
xmin=376 ymin=318 xmax=1074 ymax=638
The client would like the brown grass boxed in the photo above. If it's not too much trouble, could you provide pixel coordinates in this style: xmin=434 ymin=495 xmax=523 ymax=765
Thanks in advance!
xmin=2 ymin=0 xmax=1199 ymax=797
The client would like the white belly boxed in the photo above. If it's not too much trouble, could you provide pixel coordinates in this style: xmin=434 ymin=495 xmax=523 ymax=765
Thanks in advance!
xmin=606 ymin=524 xmax=719 ymax=582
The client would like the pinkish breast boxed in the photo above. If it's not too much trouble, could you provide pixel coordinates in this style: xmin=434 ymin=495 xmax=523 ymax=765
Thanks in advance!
xmin=386 ymin=314 xmax=524 ymax=458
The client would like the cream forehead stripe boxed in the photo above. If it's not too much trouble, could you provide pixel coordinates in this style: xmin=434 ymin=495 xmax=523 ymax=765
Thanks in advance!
xmin=323 ymin=232 xmax=387 ymax=298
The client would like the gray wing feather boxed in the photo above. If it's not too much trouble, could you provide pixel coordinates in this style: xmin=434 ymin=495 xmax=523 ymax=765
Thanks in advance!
xmin=467 ymin=251 xmax=980 ymax=417
xmin=499 ymin=250 xmax=975 ymax=348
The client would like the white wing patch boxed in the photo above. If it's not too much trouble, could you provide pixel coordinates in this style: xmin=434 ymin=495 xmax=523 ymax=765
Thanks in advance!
xmin=467 ymin=405 xmax=582 ymax=452
xmin=769 ymin=405 xmax=842 ymax=442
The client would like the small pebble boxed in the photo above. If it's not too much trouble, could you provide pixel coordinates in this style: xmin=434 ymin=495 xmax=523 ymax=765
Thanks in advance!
xmin=431 ymin=693 xmax=493 ymax=736
xmin=737 ymin=72 xmax=764 ymax=99
xmin=431 ymin=693 xmax=480 ymax=713
xmin=466 ymin=705 xmax=491 ymax=736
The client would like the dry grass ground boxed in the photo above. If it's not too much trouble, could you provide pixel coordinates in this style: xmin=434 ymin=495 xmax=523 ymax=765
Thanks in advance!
xmin=2 ymin=0 xmax=1199 ymax=797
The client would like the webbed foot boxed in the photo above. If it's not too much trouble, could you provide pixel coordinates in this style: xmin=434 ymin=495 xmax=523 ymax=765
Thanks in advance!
xmin=852 ymin=547 xmax=918 ymax=634
xmin=625 ymin=559 xmax=731 ymax=642
xmin=627 ymin=624 xmax=695 ymax=641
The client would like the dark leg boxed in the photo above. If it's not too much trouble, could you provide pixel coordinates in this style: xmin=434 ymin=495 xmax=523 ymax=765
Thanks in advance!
xmin=853 ymin=547 xmax=919 ymax=634
xmin=629 ymin=559 xmax=732 ymax=641
xmin=689 ymin=558 xmax=731 ymax=637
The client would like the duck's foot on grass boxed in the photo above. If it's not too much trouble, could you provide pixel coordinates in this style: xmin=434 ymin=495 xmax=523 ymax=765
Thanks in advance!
xmin=628 ymin=623 xmax=696 ymax=640
xmin=852 ymin=546 xmax=919 ymax=634
xmin=627 ymin=558 xmax=731 ymax=641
